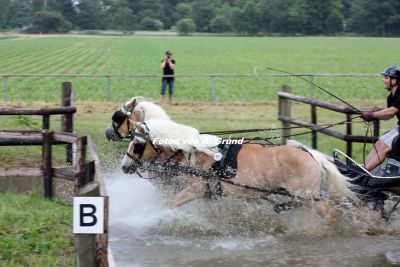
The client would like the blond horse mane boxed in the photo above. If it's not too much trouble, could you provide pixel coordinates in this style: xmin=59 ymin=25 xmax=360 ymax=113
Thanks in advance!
xmin=141 ymin=119 xmax=219 ymax=156
xmin=123 ymin=97 xmax=171 ymax=121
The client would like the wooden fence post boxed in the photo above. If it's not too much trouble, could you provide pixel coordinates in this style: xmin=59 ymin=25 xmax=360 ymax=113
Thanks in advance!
xmin=62 ymin=82 xmax=74 ymax=165
xmin=42 ymin=115 xmax=50 ymax=130
xmin=346 ymin=113 xmax=353 ymax=158
xmin=311 ymin=104 xmax=317 ymax=149
xmin=42 ymin=130 xmax=53 ymax=199
xmin=279 ymin=85 xmax=291 ymax=144
xmin=75 ymin=136 xmax=87 ymax=193
xmin=75 ymin=181 xmax=100 ymax=267
xmin=87 ymin=137 xmax=109 ymax=267
xmin=96 ymin=195 xmax=109 ymax=267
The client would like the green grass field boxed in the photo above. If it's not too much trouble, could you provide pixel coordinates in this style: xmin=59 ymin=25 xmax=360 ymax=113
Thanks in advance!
xmin=1 ymin=35 xmax=398 ymax=162
xmin=1 ymin=36 xmax=400 ymax=102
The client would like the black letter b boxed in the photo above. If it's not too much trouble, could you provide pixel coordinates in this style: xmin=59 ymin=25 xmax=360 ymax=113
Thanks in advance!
xmin=80 ymin=204 xmax=97 ymax=226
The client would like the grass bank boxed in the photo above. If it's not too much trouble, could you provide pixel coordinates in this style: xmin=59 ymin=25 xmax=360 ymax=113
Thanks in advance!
xmin=0 ymin=192 xmax=73 ymax=267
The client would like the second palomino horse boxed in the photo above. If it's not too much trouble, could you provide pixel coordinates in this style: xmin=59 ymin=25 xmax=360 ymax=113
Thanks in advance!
xmin=121 ymin=119 xmax=359 ymax=225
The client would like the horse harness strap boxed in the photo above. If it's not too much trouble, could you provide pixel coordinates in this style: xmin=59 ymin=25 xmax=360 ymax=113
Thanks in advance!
xmin=218 ymin=144 xmax=230 ymax=169
xmin=211 ymin=143 xmax=241 ymax=179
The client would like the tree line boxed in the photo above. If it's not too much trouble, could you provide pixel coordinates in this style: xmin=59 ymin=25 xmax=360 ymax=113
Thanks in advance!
xmin=1 ymin=0 xmax=400 ymax=36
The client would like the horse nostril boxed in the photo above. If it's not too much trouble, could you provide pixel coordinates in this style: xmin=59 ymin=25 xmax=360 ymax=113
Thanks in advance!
xmin=122 ymin=165 xmax=136 ymax=174
xmin=122 ymin=165 xmax=129 ymax=173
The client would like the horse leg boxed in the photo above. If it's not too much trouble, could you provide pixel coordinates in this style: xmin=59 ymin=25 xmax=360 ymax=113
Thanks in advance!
xmin=167 ymin=182 xmax=205 ymax=208
xmin=311 ymin=201 xmax=339 ymax=225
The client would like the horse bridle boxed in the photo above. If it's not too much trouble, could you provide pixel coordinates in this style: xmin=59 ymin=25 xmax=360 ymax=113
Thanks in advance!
xmin=111 ymin=106 xmax=135 ymax=140
xmin=126 ymin=123 xmax=162 ymax=168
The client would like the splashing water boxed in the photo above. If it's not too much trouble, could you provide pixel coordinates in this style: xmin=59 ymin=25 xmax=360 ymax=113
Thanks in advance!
xmin=106 ymin=171 xmax=400 ymax=267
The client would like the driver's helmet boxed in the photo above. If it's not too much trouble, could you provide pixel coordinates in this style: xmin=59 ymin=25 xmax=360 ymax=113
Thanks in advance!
xmin=381 ymin=66 xmax=400 ymax=79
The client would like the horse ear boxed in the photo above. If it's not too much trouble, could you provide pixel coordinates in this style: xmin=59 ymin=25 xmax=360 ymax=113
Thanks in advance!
xmin=130 ymin=120 xmax=147 ymax=134
xmin=137 ymin=123 xmax=146 ymax=134
xmin=129 ymin=120 xmax=140 ymax=130
xmin=126 ymin=98 xmax=136 ymax=109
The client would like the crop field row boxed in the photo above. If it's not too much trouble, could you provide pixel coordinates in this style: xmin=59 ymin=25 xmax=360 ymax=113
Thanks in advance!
xmin=0 ymin=36 xmax=399 ymax=103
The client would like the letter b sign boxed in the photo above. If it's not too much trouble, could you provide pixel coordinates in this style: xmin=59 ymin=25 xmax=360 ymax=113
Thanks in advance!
xmin=73 ymin=197 xmax=104 ymax=234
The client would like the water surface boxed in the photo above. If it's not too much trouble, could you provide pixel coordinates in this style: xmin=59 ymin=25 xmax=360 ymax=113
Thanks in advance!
xmin=107 ymin=173 xmax=400 ymax=267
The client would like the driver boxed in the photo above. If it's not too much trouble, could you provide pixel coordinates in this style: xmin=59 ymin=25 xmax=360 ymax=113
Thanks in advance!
xmin=362 ymin=66 xmax=400 ymax=171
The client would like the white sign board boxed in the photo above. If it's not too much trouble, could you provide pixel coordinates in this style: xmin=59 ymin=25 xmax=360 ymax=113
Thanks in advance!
xmin=73 ymin=197 xmax=104 ymax=234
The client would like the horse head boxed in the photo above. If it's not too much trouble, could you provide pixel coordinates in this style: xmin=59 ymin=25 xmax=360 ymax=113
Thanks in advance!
xmin=105 ymin=98 xmax=141 ymax=141
xmin=105 ymin=97 xmax=170 ymax=141
xmin=121 ymin=122 xmax=158 ymax=174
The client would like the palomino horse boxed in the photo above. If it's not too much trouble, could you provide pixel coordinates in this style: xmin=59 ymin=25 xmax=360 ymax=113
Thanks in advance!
xmin=105 ymin=96 xmax=170 ymax=141
xmin=121 ymin=119 xmax=359 ymax=224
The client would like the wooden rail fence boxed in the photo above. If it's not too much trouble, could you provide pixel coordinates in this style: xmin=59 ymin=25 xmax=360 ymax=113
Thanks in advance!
xmin=0 ymin=82 xmax=75 ymax=163
xmin=0 ymin=82 xmax=109 ymax=267
xmin=278 ymin=85 xmax=380 ymax=157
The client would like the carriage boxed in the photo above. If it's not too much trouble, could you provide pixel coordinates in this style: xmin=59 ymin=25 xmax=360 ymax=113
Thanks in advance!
xmin=333 ymin=148 xmax=400 ymax=220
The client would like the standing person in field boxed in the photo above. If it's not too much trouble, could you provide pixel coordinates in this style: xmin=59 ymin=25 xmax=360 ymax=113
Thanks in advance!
xmin=160 ymin=50 xmax=176 ymax=104
xmin=362 ymin=66 xmax=400 ymax=171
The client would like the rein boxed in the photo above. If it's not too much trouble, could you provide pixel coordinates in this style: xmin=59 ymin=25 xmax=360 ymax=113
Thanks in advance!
xmin=201 ymin=117 xmax=364 ymax=141
xmin=114 ymin=108 xmax=364 ymax=143
xmin=362 ymin=120 xmax=381 ymax=167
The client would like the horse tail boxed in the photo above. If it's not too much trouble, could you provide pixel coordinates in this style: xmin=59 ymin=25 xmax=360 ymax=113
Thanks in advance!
xmin=308 ymin=149 xmax=359 ymax=204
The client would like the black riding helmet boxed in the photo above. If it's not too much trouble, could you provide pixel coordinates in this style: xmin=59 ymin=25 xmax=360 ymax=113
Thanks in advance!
xmin=381 ymin=66 xmax=400 ymax=85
